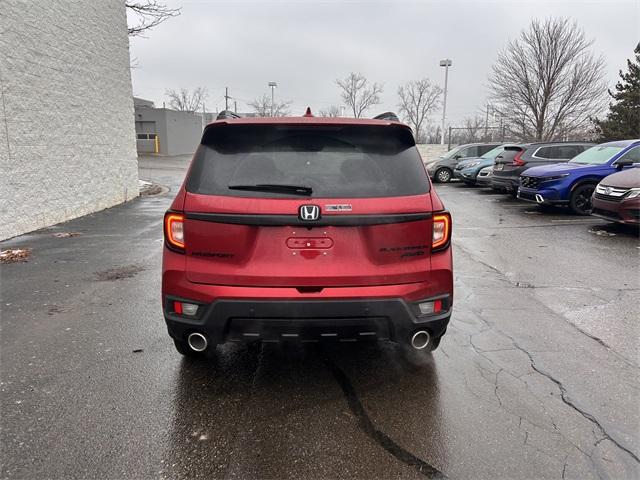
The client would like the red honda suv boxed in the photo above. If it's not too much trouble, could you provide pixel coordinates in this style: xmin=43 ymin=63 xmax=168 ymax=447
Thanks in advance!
xmin=162 ymin=111 xmax=453 ymax=359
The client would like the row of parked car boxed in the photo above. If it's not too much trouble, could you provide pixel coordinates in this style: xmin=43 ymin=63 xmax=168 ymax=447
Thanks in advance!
xmin=425 ymin=140 xmax=640 ymax=224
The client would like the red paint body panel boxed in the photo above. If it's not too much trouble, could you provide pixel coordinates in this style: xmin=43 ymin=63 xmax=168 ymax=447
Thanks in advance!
xmin=182 ymin=193 xmax=434 ymax=287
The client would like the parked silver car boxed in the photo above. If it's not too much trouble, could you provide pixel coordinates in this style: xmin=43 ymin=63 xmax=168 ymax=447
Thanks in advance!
xmin=426 ymin=143 xmax=502 ymax=183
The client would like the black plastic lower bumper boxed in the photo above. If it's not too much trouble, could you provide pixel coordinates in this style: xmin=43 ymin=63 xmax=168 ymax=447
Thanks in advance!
xmin=164 ymin=297 xmax=451 ymax=346
xmin=491 ymin=176 xmax=518 ymax=191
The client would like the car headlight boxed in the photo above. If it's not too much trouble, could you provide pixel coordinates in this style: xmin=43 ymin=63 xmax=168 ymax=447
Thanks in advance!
xmin=541 ymin=174 xmax=570 ymax=182
xmin=626 ymin=188 xmax=640 ymax=199
xmin=466 ymin=161 xmax=480 ymax=168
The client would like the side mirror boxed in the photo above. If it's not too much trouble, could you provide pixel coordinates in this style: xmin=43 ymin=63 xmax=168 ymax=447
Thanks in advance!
xmin=453 ymin=155 xmax=462 ymax=160
xmin=615 ymin=161 xmax=629 ymax=171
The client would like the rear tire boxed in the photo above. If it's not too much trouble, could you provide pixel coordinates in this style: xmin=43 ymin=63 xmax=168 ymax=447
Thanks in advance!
xmin=435 ymin=168 xmax=453 ymax=183
xmin=569 ymin=183 xmax=596 ymax=215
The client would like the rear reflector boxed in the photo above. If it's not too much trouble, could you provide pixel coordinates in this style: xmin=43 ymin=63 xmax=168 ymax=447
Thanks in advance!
xmin=434 ymin=299 xmax=442 ymax=312
xmin=418 ymin=299 xmax=443 ymax=315
xmin=174 ymin=301 xmax=183 ymax=314
xmin=173 ymin=301 xmax=198 ymax=316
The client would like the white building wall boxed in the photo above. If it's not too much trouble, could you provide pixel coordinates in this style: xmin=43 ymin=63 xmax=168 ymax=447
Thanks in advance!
xmin=0 ymin=1 xmax=139 ymax=240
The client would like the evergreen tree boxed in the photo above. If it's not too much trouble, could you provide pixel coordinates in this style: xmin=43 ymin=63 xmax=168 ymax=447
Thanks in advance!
xmin=594 ymin=44 xmax=640 ymax=140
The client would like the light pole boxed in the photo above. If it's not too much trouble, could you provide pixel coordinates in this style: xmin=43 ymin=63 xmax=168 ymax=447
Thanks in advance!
xmin=439 ymin=59 xmax=452 ymax=145
xmin=268 ymin=81 xmax=277 ymax=116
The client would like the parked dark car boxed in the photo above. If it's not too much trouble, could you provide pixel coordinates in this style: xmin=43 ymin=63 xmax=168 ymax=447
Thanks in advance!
xmin=454 ymin=145 xmax=517 ymax=185
xmin=426 ymin=143 xmax=502 ymax=183
xmin=518 ymin=140 xmax=640 ymax=215
xmin=591 ymin=166 xmax=640 ymax=225
xmin=491 ymin=142 xmax=593 ymax=195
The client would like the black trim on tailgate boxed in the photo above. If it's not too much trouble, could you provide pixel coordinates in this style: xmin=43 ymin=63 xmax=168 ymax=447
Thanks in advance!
xmin=185 ymin=212 xmax=432 ymax=226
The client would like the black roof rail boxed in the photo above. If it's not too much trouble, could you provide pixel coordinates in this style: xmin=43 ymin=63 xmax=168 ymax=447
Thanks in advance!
xmin=216 ymin=110 xmax=242 ymax=120
xmin=373 ymin=112 xmax=400 ymax=122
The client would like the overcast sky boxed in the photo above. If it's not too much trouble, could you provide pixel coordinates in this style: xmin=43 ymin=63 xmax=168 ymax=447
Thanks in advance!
xmin=129 ymin=0 xmax=639 ymax=126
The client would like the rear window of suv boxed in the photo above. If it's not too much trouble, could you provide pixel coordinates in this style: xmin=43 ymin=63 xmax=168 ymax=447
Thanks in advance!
xmin=186 ymin=124 xmax=430 ymax=198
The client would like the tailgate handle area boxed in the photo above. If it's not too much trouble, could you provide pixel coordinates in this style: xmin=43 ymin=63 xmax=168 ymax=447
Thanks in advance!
xmin=296 ymin=287 xmax=324 ymax=293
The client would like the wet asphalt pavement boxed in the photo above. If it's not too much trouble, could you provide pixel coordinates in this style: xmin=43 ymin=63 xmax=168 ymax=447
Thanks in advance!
xmin=1 ymin=156 xmax=639 ymax=479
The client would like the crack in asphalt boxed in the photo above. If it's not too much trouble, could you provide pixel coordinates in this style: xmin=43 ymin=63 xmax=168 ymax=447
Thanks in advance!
xmin=453 ymin=240 xmax=637 ymax=368
xmin=514 ymin=341 xmax=640 ymax=465
xmin=470 ymin=321 xmax=639 ymax=467
xmin=321 ymin=352 xmax=447 ymax=479
xmin=453 ymin=246 xmax=640 ymax=469
xmin=473 ymin=312 xmax=639 ymax=465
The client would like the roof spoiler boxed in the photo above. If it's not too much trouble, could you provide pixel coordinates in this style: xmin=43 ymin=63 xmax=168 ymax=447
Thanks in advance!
xmin=216 ymin=110 xmax=242 ymax=120
xmin=373 ymin=112 xmax=400 ymax=122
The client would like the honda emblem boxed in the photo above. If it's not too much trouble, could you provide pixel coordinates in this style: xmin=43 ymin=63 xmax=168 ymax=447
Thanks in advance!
xmin=299 ymin=205 xmax=321 ymax=221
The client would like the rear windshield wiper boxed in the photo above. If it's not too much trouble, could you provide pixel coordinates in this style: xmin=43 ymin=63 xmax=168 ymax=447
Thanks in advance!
xmin=228 ymin=184 xmax=313 ymax=196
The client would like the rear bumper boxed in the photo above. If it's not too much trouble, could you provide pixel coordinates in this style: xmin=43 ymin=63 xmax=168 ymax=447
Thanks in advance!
xmin=164 ymin=297 xmax=451 ymax=345
xmin=490 ymin=175 xmax=519 ymax=191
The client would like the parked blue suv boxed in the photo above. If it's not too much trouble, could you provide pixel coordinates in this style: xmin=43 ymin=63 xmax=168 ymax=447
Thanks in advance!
xmin=454 ymin=145 xmax=507 ymax=185
xmin=517 ymin=140 xmax=640 ymax=215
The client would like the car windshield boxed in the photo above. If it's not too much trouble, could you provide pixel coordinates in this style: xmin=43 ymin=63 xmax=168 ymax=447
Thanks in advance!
xmin=187 ymin=124 xmax=430 ymax=198
xmin=480 ymin=146 xmax=505 ymax=159
xmin=440 ymin=145 xmax=464 ymax=159
xmin=569 ymin=145 xmax=624 ymax=165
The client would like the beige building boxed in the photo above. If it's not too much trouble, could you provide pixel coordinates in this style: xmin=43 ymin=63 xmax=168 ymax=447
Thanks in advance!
xmin=0 ymin=1 xmax=139 ymax=240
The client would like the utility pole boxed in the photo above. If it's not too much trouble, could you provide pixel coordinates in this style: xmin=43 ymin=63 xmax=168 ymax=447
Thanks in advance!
xmin=484 ymin=104 xmax=490 ymax=139
xmin=201 ymin=102 xmax=206 ymax=130
xmin=340 ymin=105 xmax=346 ymax=117
xmin=224 ymin=87 xmax=231 ymax=111
xmin=268 ymin=81 xmax=277 ymax=116
xmin=439 ymin=59 xmax=452 ymax=145
xmin=234 ymin=101 xmax=237 ymax=114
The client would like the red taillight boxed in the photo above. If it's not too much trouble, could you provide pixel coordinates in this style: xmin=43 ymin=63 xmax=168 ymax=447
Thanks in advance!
xmin=432 ymin=212 xmax=451 ymax=251
xmin=512 ymin=151 xmax=526 ymax=166
xmin=164 ymin=212 xmax=185 ymax=251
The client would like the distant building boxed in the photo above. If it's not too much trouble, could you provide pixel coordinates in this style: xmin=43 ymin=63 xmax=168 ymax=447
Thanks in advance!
xmin=133 ymin=97 xmax=155 ymax=108
xmin=134 ymin=104 xmax=263 ymax=155
xmin=134 ymin=101 xmax=203 ymax=155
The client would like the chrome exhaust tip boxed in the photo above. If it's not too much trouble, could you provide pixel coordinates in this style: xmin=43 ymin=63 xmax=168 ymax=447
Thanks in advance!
xmin=187 ymin=332 xmax=208 ymax=352
xmin=535 ymin=194 xmax=544 ymax=204
xmin=411 ymin=330 xmax=431 ymax=350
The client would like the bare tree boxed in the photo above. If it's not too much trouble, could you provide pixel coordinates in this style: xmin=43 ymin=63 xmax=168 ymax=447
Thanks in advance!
xmin=397 ymin=78 xmax=442 ymax=143
xmin=165 ymin=87 xmax=207 ymax=113
xmin=319 ymin=105 xmax=342 ymax=117
xmin=488 ymin=18 xmax=607 ymax=141
xmin=126 ymin=1 xmax=181 ymax=36
xmin=336 ymin=72 xmax=383 ymax=118
xmin=424 ymin=123 xmax=442 ymax=144
xmin=249 ymin=94 xmax=292 ymax=117
xmin=463 ymin=116 xmax=486 ymax=142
